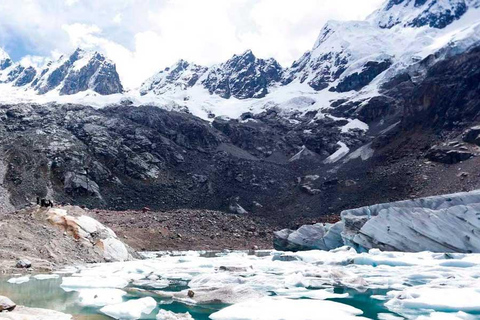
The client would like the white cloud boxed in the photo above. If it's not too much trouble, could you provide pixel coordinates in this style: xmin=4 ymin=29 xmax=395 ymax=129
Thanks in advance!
xmin=0 ymin=0 xmax=385 ymax=89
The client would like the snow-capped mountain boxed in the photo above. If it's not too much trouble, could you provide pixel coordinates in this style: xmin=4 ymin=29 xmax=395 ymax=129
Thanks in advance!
xmin=0 ymin=0 xmax=478 ymax=122
xmin=200 ymin=50 xmax=283 ymax=99
xmin=370 ymin=0 xmax=477 ymax=29
xmin=140 ymin=59 xmax=207 ymax=96
xmin=134 ymin=0 xmax=480 ymax=121
xmin=141 ymin=50 xmax=283 ymax=100
xmin=0 ymin=48 xmax=123 ymax=96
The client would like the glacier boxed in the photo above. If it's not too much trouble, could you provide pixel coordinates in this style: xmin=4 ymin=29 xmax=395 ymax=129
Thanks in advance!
xmin=275 ymin=189 xmax=480 ymax=253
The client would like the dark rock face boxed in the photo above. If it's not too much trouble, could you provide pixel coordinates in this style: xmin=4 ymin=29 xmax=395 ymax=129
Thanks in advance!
xmin=398 ymin=46 xmax=480 ymax=130
xmin=13 ymin=67 xmax=36 ymax=87
xmin=0 ymin=58 xmax=12 ymax=70
xmin=202 ymin=50 xmax=283 ymax=99
xmin=2 ymin=48 xmax=123 ymax=96
xmin=463 ymin=126 xmax=480 ymax=145
xmin=331 ymin=60 xmax=392 ymax=92
xmin=377 ymin=0 xmax=470 ymax=29
xmin=410 ymin=1 xmax=467 ymax=28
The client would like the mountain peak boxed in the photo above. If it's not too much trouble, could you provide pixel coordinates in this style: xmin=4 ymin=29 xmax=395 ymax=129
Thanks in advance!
xmin=0 ymin=47 xmax=12 ymax=70
xmin=371 ymin=0 xmax=470 ymax=29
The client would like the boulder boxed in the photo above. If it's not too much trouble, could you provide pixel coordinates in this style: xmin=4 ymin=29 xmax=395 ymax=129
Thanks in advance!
xmin=15 ymin=259 xmax=31 ymax=269
xmin=0 ymin=306 xmax=71 ymax=319
xmin=425 ymin=147 xmax=473 ymax=164
xmin=47 ymin=207 xmax=131 ymax=262
xmin=0 ymin=296 xmax=16 ymax=312
xmin=462 ymin=125 xmax=480 ymax=145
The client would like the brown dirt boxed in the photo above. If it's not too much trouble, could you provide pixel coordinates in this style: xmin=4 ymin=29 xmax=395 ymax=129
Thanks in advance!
xmin=90 ymin=208 xmax=277 ymax=251
xmin=0 ymin=206 xmax=106 ymax=275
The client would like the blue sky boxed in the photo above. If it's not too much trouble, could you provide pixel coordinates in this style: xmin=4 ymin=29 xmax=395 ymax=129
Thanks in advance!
xmin=0 ymin=0 xmax=384 ymax=88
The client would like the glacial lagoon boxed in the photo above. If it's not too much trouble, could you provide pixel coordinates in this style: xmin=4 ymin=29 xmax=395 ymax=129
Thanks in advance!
xmin=2 ymin=249 xmax=480 ymax=319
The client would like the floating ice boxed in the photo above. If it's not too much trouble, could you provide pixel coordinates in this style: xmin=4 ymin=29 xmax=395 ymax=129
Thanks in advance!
xmin=209 ymin=297 xmax=368 ymax=320
xmin=100 ymin=297 xmax=157 ymax=319
xmin=33 ymin=274 xmax=60 ymax=280
xmin=385 ymin=288 xmax=480 ymax=315
xmin=61 ymin=276 xmax=129 ymax=290
xmin=77 ymin=288 xmax=126 ymax=307
xmin=156 ymin=309 xmax=194 ymax=320
xmin=7 ymin=276 xmax=30 ymax=284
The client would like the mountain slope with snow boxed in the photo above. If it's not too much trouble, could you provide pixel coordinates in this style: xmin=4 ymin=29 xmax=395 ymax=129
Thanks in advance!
xmin=0 ymin=48 xmax=123 ymax=97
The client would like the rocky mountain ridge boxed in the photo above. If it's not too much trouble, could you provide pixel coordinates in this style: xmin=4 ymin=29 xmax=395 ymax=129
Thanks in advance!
xmin=0 ymin=48 xmax=123 ymax=96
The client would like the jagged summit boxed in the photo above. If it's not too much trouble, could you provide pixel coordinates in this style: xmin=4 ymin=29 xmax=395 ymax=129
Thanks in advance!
xmin=140 ymin=59 xmax=208 ymax=95
xmin=0 ymin=47 xmax=12 ymax=70
xmin=201 ymin=49 xmax=283 ymax=99
xmin=140 ymin=49 xmax=283 ymax=100
xmin=0 ymin=47 xmax=123 ymax=96
xmin=370 ymin=0 xmax=474 ymax=29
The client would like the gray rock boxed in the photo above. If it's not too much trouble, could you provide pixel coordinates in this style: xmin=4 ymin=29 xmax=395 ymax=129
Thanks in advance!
xmin=462 ymin=125 xmax=480 ymax=145
xmin=0 ymin=296 xmax=16 ymax=312
xmin=425 ymin=147 xmax=474 ymax=164
xmin=15 ymin=259 xmax=31 ymax=269
xmin=64 ymin=172 xmax=100 ymax=198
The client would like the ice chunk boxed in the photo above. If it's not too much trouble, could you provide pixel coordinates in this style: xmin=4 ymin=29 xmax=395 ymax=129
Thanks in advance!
xmin=156 ymin=309 xmax=194 ymax=320
xmin=61 ymin=276 xmax=129 ymax=290
xmin=77 ymin=288 xmax=126 ymax=307
xmin=385 ymin=288 xmax=480 ymax=315
xmin=188 ymin=273 xmax=245 ymax=288
xmin=33 ymin=274 xmax=60 ymax=280
xmin=209 ymin=297 xmax=368 ymax=320
xmin=100 ymin=297 xmax=157 ymax=319
xmin=7 ymin=276 xmax=30 ymax=284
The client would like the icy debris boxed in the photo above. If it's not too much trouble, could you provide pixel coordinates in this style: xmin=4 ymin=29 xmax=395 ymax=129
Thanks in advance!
xmin=100 ymin=297 xmax=157 ymax=319
xmin=77 ymin=288 xmax=126 ymax=307
xmin=274 ymin=221 xmax=344 ymax=251
xmin=33 ymin=274 xmax=60 ymax=280
xmin=61 ymin=276 xmax=129 ymax=290
xmin=385 ymin=287 xmax=480 ymax=315
xmin=7 ymin=276 xmax=30 ymax=284
xmin=209 ymin=297 xmax=367 ymax=320
xmin=156 ymin=309 xmax=194 ymax=320
xmin=324 ymin=142 xmax=350 ymax=164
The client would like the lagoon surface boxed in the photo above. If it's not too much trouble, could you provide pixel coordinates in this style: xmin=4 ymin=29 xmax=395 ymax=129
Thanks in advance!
xmin=2 ymin=249 xmax=480 ymax=319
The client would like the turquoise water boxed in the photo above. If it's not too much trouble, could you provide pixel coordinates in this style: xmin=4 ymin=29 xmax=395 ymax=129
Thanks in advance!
xmin=0 ymin=276 xmax=398 ymax=319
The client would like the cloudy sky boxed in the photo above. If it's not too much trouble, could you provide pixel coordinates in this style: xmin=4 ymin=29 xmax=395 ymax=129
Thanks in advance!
xmin=0 ymin=0 xmax=384 ymax=88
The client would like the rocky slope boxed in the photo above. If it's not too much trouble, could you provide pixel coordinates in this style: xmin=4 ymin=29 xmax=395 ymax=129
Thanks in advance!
xmin=0 ymin=42 xmax=479 ymax=227
xmin=0 ymin=0 xmax=478 ymax=229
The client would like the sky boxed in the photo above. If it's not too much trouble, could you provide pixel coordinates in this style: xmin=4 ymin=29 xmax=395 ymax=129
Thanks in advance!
xmin=0 ymin=0 xmax=385 ymax=89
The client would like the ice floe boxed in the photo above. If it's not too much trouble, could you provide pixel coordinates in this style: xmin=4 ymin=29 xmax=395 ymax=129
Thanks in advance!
xmin=21 ymin=248 xmax=480 ymax=319
xmin=100 ymin=297 xmax=157 ymax=319
xmin=209 ymin=297 xmax=368 ymax=320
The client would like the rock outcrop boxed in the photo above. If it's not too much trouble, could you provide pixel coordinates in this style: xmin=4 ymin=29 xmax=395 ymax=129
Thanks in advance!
xmin=0 ymin=296 xmax=16 ymax=312
xmin=0 ymin=306 xmax=71 ymax=320
xmin=47 ymin=207 xmax=132 ymax=262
